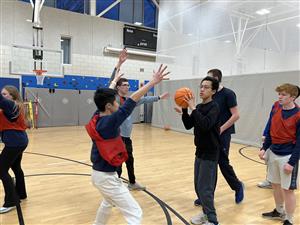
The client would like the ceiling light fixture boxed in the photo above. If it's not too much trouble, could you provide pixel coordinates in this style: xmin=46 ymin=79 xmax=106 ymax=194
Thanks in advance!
xmin=134 ymin=22 xmax=142 ymax=26
xmin=256 ymin=9 xmax=270 ymax=15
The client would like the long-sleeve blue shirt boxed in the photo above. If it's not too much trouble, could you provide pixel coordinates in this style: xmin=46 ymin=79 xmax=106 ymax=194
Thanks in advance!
xmin=110 ymin=67 xmax=160 ymax=137
xmin=262 ymin=103 xmax=300 ymax=166
xmin=118 ymin=95 xmax=159 ymax=137
xmin=90 ymin=98 xmax=137 ymax=172
xmin=0 ymin=94 xmax=28 ymax=147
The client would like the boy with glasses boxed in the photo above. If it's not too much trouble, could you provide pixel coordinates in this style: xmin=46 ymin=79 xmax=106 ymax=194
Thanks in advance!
xmin=179 ymin=76 xmax=221 ymax=225
xmin=109 ymin=49 xmax=169 ymax=190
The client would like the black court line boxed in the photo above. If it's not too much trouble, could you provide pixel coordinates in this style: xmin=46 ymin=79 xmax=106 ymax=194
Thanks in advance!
xmin=15 ymin=196 xmax=25 ymax=225
xmin=24 ymin=172 xmax=172 ymax=225
xmin=25 ymin=152 xmax=92 ymax=167
xmin=24 ymin=152 xmax=194 ymax=225
xmin=238 ymin=145 xmax=266 ymax=165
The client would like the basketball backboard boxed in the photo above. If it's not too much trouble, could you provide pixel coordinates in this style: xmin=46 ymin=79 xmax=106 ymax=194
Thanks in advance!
xmin=10 ymin=45 xmax=64 ymax=77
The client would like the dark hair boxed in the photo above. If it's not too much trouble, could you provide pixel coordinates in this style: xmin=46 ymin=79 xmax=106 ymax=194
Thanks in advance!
xmin=207 ymin=69 xmax=222 ymax=82
xmin=201 ymin=76 xmax=219 ymax=92
xmin=116 ymin=78 xmax=128 ymax=87
xmin=94 ymin=88 xmax=117 ymax=112
xmin=296 ymin=86 xmax=300 ymax=99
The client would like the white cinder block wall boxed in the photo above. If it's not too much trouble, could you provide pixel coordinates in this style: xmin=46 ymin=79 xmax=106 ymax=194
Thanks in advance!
xmin=0 ymin=1 xmax=158 ymax=81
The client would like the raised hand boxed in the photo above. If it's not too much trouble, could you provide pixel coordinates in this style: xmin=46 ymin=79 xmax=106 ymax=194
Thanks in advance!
xmin=118 ymin=48 xmax=128 ymax=66
xmin=159 ymin=92 xmax=170 ymax=100
xmin=152 ymin=64 xmax=170 ymax=85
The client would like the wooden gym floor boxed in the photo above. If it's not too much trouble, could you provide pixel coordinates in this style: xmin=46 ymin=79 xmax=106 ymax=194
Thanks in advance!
xmin=0 ymin=124 xmax=299 ymax=225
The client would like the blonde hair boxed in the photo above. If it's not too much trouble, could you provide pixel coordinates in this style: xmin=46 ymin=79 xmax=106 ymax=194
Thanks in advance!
xmin=275 ymin=83 xmax=299 ymax=98
xmin=3 ymin=85 xmax=25 ymax=114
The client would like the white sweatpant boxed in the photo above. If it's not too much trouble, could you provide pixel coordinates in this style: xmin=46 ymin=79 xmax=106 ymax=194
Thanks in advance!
xmin=91 ymin=170 xmax=142 ymax=225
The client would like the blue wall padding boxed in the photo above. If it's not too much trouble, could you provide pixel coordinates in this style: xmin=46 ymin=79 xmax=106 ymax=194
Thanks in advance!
xmin=0 ymin=78 xmax=20 ymax=91
xmin=22 ymin=74 xmax=139 ymax=91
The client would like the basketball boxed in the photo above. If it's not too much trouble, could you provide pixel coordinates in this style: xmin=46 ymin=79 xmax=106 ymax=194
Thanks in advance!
xmin=174 ymin=87 xmax=193 ymax=108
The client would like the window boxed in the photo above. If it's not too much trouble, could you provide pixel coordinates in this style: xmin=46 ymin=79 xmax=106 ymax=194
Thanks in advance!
xmin=61 ymin=37 xmax=71 ymax=64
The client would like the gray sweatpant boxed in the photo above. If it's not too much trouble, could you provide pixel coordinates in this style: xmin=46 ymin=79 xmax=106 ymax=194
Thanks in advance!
xmin=194 ymin=157 xmax=218 ymax=224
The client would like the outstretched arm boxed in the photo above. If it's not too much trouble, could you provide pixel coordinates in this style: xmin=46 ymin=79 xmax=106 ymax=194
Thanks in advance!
xmin=109 ymin=69 xmax=124 ymax=89
xmin=136 ymin=92 xmax=170 ymax=106
xmin=109 ymin=48 xmax=128 ymax=84
xmin=130 ymin=65 xmax=169 ymax=102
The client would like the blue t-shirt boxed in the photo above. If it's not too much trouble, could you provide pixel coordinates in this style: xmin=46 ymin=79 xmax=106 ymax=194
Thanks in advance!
xmin=213 ymin=87 xmax=237 ymax=134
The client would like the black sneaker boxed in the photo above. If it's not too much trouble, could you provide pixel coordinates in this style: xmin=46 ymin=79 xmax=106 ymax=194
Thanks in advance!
xmin=283 ymin=220 xmax=293 ymax=225
xmin=262 ymin=209 xmax=285 ymax=220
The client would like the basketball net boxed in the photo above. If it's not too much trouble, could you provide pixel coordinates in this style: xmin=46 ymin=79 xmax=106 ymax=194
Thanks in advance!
xmin=33 ymin=69 xmax=47 ymax=85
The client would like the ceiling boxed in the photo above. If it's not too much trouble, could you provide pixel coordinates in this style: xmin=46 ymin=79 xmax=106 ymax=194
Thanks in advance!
xmin=158 ymin=0 xmax=300 ymax=53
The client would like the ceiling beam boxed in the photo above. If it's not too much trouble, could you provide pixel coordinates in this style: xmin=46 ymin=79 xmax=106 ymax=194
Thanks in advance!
xmin=97 ymin=0 xmax=123 ymax=17
xmin=151 ymin=0 xmax=159 ymax=9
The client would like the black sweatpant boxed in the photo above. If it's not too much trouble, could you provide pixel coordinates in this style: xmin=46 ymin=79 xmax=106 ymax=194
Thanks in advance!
xmin=117 ymin=137 xmax=136 ymax=184
xmin=218 ymin=132 xmax=242 ymax=191
xmin=0 ymin=145 xmax=27 ymax=207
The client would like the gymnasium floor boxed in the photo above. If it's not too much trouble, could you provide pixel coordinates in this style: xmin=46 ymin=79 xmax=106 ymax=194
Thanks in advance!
xmin=1 ymin=124 xmax=299 ymax=225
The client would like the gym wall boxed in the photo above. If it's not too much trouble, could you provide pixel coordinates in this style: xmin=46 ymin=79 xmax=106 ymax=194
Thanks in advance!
xmin=152 ymin=70 xmax=300 ymax=147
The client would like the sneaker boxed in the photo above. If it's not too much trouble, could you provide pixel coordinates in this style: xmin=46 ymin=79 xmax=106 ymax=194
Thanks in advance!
xmin=128 ymin=182 xmax=146 ymax=191
xmin=262 ymin=209 xmax=285 ymax=220
xmin=0 ymin=206 xmax=16 ymax=214
xmin=283 ymin=220 xmax=293 ymax=225
xmin=257 ymin=180 xmax=272 ymax=189
xmin=235 ymin=182 xmax=244 ymax=204
xmin=194 ymin=199 xmax=202 ymax=206
xmin=190 ymin=213 xmax=208 ymax=225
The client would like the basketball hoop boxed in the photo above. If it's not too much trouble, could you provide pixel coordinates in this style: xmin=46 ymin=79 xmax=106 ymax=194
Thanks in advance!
xmin=33 ymin=69 xmax=47 ymax=85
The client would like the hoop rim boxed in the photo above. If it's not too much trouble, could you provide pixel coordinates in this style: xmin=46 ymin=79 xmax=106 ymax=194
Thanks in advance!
xmin=33 ymin=69 xmax=47 ymax=76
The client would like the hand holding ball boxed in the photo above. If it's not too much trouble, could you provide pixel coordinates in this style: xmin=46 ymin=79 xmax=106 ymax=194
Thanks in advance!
xmin=174 ymin=87 xmax=193 ymax=108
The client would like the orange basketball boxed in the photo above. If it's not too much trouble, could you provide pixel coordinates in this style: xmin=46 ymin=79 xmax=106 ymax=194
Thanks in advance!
xmin=174 ymin=87 xmax=193 ymax=108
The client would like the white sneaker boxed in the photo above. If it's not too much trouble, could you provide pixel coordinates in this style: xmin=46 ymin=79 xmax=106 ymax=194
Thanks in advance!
xmin=190 ymin=213 xmax=208 ymax=225
xmin=0 ymin=206 xmax=16 ymax=214
xmin=257 ymin=180 xmax=272 ymax=189
xmin=128 ymin=182 xmax=146 ymax=191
